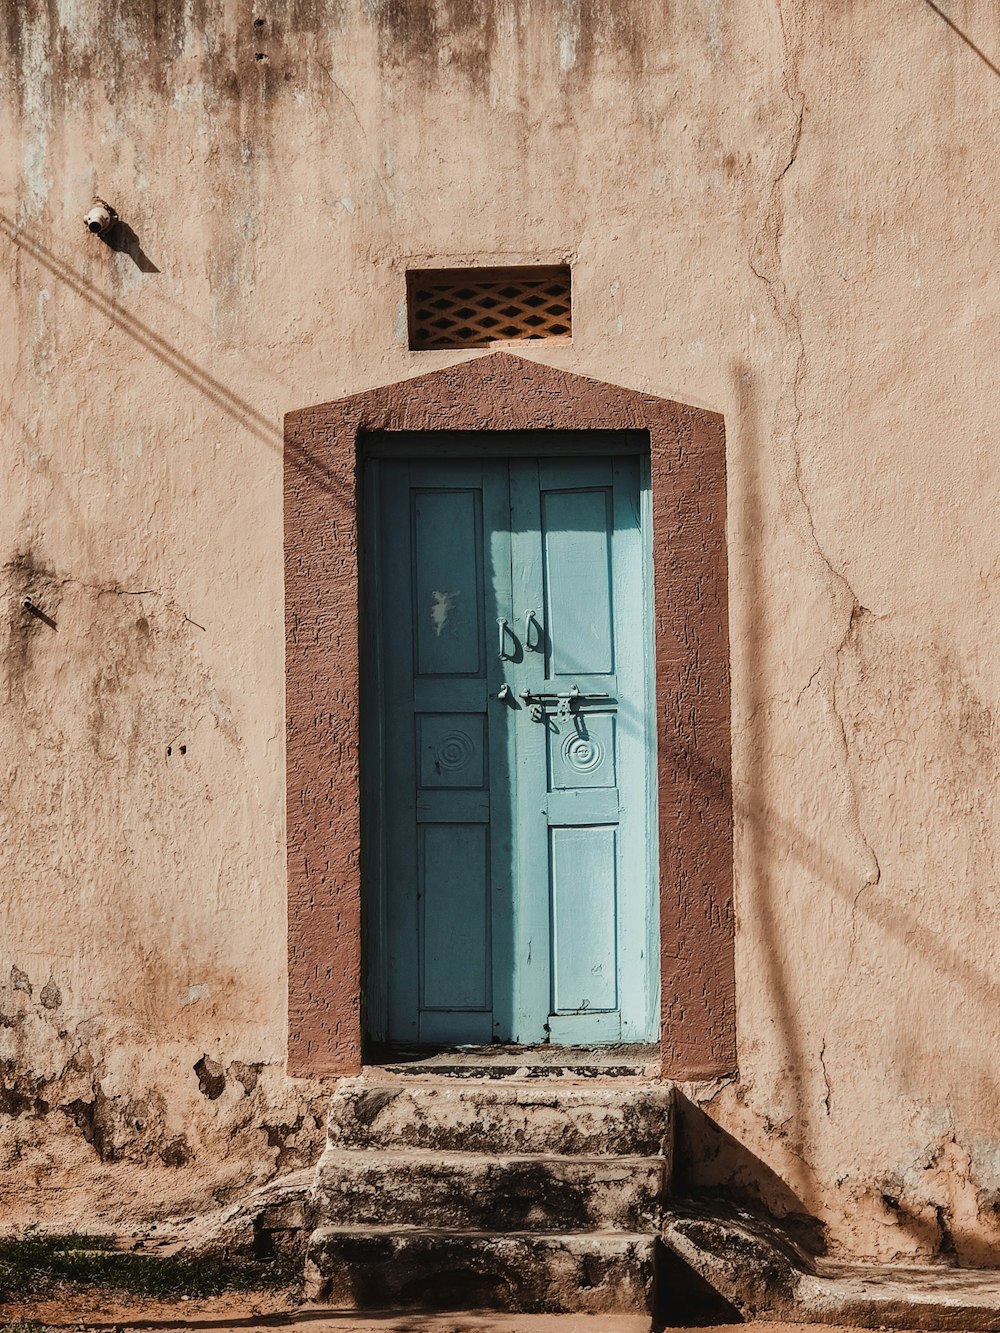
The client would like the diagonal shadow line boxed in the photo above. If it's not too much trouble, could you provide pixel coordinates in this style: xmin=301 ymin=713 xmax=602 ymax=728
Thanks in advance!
xmin=925 ymin=0 xmax=1000 ymax=79
xmin=0 ymin=215 xmax=278 ymax=441
xmin=669 ymin=729 xmax=1000 ymax=1015
xmin=0 ymin=215 xmax=346 ymax=502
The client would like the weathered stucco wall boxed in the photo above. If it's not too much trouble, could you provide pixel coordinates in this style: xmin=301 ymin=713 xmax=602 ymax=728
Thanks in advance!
xmin=2 ymin=0 xmax=999 ymax=1262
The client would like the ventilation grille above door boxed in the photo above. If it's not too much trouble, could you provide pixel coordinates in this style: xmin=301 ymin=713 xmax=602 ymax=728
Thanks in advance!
xmin=407 ymin=266 xmax=572 ymax=350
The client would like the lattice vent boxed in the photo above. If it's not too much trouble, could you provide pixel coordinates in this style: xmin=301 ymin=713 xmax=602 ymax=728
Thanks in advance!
xmin=407 ymin=266 xmax=572 ymax=350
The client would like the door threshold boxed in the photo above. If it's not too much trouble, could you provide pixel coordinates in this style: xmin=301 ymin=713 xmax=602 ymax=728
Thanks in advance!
xmin=367 ymin=1043 xmax=661 ymax=1079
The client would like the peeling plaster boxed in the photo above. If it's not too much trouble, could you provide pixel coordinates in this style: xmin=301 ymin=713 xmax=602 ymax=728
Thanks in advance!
xmin=0 ymin=957 xmax=325 ymax=1228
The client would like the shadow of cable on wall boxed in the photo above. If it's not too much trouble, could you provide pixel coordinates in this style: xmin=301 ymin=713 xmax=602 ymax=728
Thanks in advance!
xmin=925 ymin=0 xmax=1000 ymax=80
xmin=0 ymin=213 xmax=343 ymax=501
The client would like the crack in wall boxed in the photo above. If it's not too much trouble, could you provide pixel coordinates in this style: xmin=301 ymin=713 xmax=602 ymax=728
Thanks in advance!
xmin=748 ymin=3 xmax=884 ymax=927
xmin=831 ymin=607 xmax=882 ymax=879
xmin=795 ymin=662 xmax=821 ymax=706
xmin=747 ymin=3 xmax=851 ymax=623
xmin=3 ymin=557 xmax=201 ymax=628
xmin=819 ymin=1039 xmax=831 ymax=1116
xmin=311 ymin=57 xmax=394 ymax=214
xmin=741 ymin=10 xmax=893 ymax=1169
xmin=821 ymin=601 xmax=883 ymax=995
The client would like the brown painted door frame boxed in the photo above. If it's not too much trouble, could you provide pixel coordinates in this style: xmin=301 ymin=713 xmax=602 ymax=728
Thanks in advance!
xmin=284 ymin=353 xmax=734 ymax=1079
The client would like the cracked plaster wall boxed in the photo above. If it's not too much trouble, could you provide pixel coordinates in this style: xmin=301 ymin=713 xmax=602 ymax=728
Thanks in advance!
xmin=1 ymin=0 xmax=999 ymax=1261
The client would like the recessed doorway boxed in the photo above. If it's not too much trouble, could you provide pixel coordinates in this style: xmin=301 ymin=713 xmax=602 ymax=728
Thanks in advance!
xmin=284 ymin=353 xmax=733 ymax=1081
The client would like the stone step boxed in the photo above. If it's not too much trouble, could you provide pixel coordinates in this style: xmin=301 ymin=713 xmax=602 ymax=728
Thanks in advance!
xmin=326 ymin=1078 xmax=673 ymax=1158
xmin=314 ymin=1147 xmax=665 ymax=1232
xmin=378 ymin=1043 xmax=660 ymax=1079
xmin=304 ymin=1225 xmax=656 ymax=1313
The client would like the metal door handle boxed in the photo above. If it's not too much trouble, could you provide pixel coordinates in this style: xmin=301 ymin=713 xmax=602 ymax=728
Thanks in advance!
xmin=497 ymin=617 xmax=509 ymax=659
xmin=497 ymin=684 xmax=512 ymax=702
xmin=524 ymin=609 xmax=542 ymax=652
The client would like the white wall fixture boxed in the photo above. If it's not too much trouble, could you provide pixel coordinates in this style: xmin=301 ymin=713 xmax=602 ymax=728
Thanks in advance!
xmin=83 ymin=197 xmax=117 ymax=236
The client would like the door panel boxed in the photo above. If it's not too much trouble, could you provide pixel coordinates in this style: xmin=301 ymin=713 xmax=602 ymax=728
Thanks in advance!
xmin=417 ymin=714 xmax=487 ymax=789
xmin=550 ymin=824 xmax=618 ymax=1013
xmin=413 ymin=489 xmax=484 ymax=677
xmin=542 ymin=486 xmax=615 ymax=678
xmin=370 ymin=447 xmax=655 ymax=1047
xmin=420 ymin=823 xmax=491 ymax=1010
xmin=548 ymin=712 xmax=616 ymax=790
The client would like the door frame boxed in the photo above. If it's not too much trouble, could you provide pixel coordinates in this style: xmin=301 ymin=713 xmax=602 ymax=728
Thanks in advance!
xmin=360 ymin=434 xmax=659 ymax=1048
xmin=284 ymin=353 xmax=734 ymax=1079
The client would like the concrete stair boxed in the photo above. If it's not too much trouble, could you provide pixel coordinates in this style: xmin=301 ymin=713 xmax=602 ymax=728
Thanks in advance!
xmin=304 ymin=1074 xmax=673 ymax=1315
xmin=315 ymin=1149 xmax=664 ymax=1232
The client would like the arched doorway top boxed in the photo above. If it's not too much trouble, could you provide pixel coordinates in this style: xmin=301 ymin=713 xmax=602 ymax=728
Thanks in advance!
xmin=285 ymin=351 xmax=722 ymax=442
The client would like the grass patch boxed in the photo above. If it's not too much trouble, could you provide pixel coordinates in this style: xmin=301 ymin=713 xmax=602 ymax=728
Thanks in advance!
xmin=0 ymin=1233 xmax=300 ymax=1301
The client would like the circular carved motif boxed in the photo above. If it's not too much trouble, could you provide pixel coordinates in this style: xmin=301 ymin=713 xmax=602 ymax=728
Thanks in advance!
xmin=434 ymin=730 xmax=475 ymax=772
xmin=561 ymin=732 xmax=604 ymax=774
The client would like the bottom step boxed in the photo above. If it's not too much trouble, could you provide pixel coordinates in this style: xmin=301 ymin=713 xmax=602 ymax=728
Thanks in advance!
xmin=305 ymin=1225 xmax=656 ymax=1313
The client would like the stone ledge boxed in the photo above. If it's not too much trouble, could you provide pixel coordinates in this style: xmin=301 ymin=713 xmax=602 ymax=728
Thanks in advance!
xmin=663 ymin=1204 xmax=1000 ymax=1330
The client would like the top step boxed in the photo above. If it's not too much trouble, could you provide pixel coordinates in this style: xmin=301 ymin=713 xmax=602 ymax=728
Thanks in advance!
xmin=327 ymin=1078 xmax=674 ymax=1158
xmin=375 ymin=1044 xmax=660 ymax=1080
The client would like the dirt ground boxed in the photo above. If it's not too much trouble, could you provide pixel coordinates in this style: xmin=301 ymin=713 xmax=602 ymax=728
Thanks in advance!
xmin=0 ymin=1290 xmax=655 ymax=1331
xmin=0 ymin=1295 xmax=979 ymax=1333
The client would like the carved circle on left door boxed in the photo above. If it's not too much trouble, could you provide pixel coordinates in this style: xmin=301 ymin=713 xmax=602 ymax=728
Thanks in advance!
xmin=433 ymin=730 xmax=475 ymax=772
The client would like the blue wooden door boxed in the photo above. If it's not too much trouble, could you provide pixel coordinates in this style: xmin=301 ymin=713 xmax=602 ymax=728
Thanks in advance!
xmin=370 ymin=448 xmax=656 ymax=1045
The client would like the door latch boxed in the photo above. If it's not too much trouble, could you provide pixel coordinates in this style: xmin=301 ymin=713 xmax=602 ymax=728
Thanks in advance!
xmin=518 ymin=685 xmax=610 ymax=722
